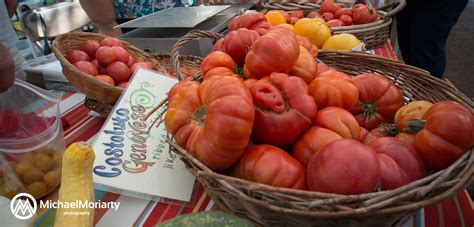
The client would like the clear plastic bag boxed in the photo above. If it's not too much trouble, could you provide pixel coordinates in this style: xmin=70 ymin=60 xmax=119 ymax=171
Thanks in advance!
xmin=0 ymin=79 xmax=65 ymax=199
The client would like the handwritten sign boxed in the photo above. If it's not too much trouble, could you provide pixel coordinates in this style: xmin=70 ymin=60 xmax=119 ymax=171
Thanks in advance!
xmin=92 ymin=68 xmax=195 ymax=202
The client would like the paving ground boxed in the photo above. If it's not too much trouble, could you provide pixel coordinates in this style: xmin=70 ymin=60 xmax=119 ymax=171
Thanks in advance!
xmin=445 ymin=0 xmax=474 ymax=99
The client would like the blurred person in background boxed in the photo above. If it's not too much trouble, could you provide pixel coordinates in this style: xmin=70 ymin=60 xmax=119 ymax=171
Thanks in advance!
xmin=396 ymin=0 xmax=468 ymax=78
xmin=1 ymin=0 xmax=26 ymax=92
xmin=79 ymin=0 xmax=188 ymax=37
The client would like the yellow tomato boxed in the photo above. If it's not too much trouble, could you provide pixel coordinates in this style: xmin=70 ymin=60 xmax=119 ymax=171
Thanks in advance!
xmin=293 ymin=18 xmax=332 ymax=48
xmin=265 ymin=10 xmax=287 ymax=26
xmin=322 ymin=33 xmax=361 ymax=50
xmin=276 ymin=23 xmax=294 ymax=32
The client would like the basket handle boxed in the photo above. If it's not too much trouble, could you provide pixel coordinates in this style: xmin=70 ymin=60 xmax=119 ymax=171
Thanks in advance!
xmin=380 ymin=0 xmax=406 ymax=18
xmin=170 ymin=29 xmax=224 ymax=81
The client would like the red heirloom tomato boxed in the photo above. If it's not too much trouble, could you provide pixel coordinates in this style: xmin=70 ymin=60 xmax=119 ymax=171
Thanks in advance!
xmin=211 ymin=28 xmax=260 ymax=67
xmin=396 ymin=132 xmax=416 ymax=147
xmin=292 ymin=107 xmax=359 ymax=165
xmin=352 ymin=4 xmax=379 ymax=24
xmin=101 ymin=37 xmax=123 ymax=47
xmin=317 ymin=63 xmax=335 ymax=74
xmin=112 ymin=46 xmax=130 ymax=63
xmin=201 ymin=51 xmax=237 ymax=80
xmin=232 ymin=144 xmax=307 ymax=190
xmin=292 ymin=126 xmax=342 ymax=166
xmin=412 ymin=101 xmax=474 ymax=170
xmin=335 ymin=8 xmax=353 ymax=18
xmin=66 ymin=50 xmax=90 ymax=64
xmin=358 ymin=127 xmax=376 ymax=144
xmin=95 ymin=75 xmax=115 ymax=86
xmin=290 ymin=17 xmax=299 ymax=25
xmin=326 ymin=19 xmax=344 ymax=27
xmin=307 ymin=11 xmax=321 ymax=18
xmin=127 ymin=56 xmax=137 ymax=67
xmin=246 ymin=72 xmax=317 ymax=146
xmin=339 ymin=15 xmax=353 ymax=25
xmin=394 ymin=100 xmax=433 ymax=133
xmin=81 ymin=40 xmax=101 ymax=59
xmin=307 ymin=139 xmax=381 ymax=194
xmin=288 ymin=10 xmax=304 ymax=19
xmin=107 ymin=61 xmax=132 ymax=83
xmin=165 ymin=76 xmax=255 ymax=170
xmin=117 ymin=81 xmax=129 ymax=89
xmin=316 ymin=107 xmax=360 ymax=139
xmin=95 ymin=46 xmax=117 ymax=65
xmin=91 ymin=59 xmax=106 ymax=74
xmin=228 ymin=12 xmax=268 ymax=31
xmin=244 ymin=27 xmax=299 ymax=79
xmin=296 ymin=35 xmax=318 ymax=58
xmin=322 ymin=12 xmax=335 ymax=21
xmin=212 ymin=38 xmax=225 ymax=52
xmin=309 ymin=70 xmax=359 ymax=110
xmin=290 ymin=46 xmax=318 ymax=84
xmin=73 ymin=61 xmax=98 ymax=76
xmin=320 ymin=0 xmax=341 ymax=14
xmin=351 ymin=73 xmax=404 ymax=130
xmin=369 ymin=137 xmax=426 ymax=190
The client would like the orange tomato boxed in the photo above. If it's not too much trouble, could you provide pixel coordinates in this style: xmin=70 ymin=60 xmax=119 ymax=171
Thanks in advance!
xmin=290 ymin=46 xmax=318 ymax=84
xmin=394 ymin=100 xmax=433 ymax=133
xmin=165 ymin=76 xmax=255 ymax=170
xmin=309 ymin=70 xmax=359 ymax=110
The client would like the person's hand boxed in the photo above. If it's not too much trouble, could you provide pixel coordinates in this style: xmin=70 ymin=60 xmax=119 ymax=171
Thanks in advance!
xmin=0 ymin=44 xmax=15 ymax=93
xmin=97 ymin=22 xmax=123 ymax=37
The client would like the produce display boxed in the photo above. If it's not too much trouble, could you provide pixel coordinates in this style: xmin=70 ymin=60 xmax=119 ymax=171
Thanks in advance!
xmin=64 ymin=37 xmax=156 ymax=88
xmin=164 ymin=17 xmax=474 ymax=195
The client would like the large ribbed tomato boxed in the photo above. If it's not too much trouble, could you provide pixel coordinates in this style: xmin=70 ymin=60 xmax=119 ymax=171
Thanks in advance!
xmin=232 ymin=144 xmax=307 ymax=190
xmin=296 ymin=35 xmax=318 ymax=58
xmin=309 ymin=70 xmax=359 ymax=110
xmin=211 ymin=28 xmax=260 ymax=67
xmin=290 ymin=46 xmax=318 ymax=84
xmin=200 ymin=51 xmax=237 ymax=80
xmin=412 ymin=101 xmax=474 ymax=170
xmin=307 ymin=139 xmax=381 ymax=195
xmin=164 ymin=76 xmax=255 ymax=170
xmin=228 ymin=12 xmax=271 ymax=35
xmin=243 ymin=27 xmax=300 ymax=79
xmin=351 ymin=73 xmax=404 ymax=130
xmin=245 ymin=72 xmax=317 ymax=146
xmin=369 ymin=137 xmax=426 ymax=190
xmin=292 ymin=107 xmax=360 ymax=165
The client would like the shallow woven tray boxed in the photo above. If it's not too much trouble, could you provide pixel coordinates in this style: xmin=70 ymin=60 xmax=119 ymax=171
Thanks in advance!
xmin=163 ymin=29 xmax=474 ymax=226
xmin=260 ymin=0 xmax=406 ymax=49
xmin=52 ymin=32 xmax=166 ymax=110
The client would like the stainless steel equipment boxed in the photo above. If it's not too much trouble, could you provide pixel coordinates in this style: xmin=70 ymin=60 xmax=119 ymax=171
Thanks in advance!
xmin=119 ymin=3 xmax=254 ymax=57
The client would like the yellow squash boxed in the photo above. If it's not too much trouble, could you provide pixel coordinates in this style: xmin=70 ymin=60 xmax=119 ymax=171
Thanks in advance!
xmin=54 ymin=142 xmax=95 ymax=227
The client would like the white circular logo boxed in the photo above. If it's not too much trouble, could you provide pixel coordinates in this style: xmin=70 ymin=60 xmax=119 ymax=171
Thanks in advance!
xmin=10 ymin=193 xmax=37 ymax=220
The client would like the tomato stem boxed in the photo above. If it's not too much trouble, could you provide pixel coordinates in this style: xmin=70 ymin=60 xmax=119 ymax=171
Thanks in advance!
xmin=193 ymin=105 xmax=207 ymax=126
xmin=379 ymin=123 xmax=399 ymax=137
xmin=406 ymin=119 xmax=426 ymax=134
xmin=362 ymin=102 xmax=377 ymax=117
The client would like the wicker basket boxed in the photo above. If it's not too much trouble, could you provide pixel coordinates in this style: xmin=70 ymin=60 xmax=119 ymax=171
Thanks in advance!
xmin=162 ymin=29 xmax=474 ymax=226
xmin=52 ymin=32 xmax=166 ymax=108
xmin=259 ymin=0 xmax=406 ymax=49
xmin=84 ymin=53 xmax=203 ymax=116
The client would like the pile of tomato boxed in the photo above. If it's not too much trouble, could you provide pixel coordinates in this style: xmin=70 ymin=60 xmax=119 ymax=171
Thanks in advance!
xmin=65 ymin=37 xmax=156 ymax=88
xmin=264 ymin=0 xmax=380 ymax=28
xmin=165 ymin=17 xmax=473 ymax=195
